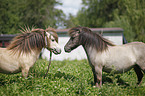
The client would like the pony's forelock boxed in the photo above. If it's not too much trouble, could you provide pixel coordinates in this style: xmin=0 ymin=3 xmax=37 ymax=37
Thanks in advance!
xmin=45 ymin=27 xmax=58 ymax=43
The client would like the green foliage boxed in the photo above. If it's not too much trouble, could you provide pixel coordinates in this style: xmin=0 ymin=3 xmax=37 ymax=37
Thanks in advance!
xmin=0 ymin=0 xmax=20 ymax=34
xmin=104 ymin=0 xmax=145 ymax=42
xmin=64 ymin=14 xmax=80 ymax=28
xmin=0 ymin=0 xmax=65 ymax=34
xmin=0 ymin=59 xmax=145 ymax=95
xmin=104 ymin=16 xmax=135 ymax=42
xmin=69 ymin=0 xmax=145 ymax=42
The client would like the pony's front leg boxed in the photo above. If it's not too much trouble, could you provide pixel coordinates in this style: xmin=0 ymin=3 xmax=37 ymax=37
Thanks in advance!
xmin=22 ymin=67 xmax=30 ymax=78
xmin=94 ymin=66 xmax=102 ymax=88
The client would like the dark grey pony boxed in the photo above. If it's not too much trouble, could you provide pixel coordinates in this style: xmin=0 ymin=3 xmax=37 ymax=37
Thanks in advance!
xmin=64 ymin=26 xmax=145 ymax=88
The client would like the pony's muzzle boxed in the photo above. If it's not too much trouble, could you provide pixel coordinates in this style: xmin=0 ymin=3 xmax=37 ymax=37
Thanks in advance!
xmin=64 ymin=47 xmax=71 ymax=53
xmin=52 ymin=48 xmax=61 ymax=55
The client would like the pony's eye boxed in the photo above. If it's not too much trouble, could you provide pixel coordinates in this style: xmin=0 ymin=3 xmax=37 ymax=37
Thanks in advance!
xmin=52 ymin=39 xmax=55 ymax=42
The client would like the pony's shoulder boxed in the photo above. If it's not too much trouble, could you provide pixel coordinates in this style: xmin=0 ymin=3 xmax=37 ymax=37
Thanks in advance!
xmin=0 ymin=47 xmax=9 ymax=54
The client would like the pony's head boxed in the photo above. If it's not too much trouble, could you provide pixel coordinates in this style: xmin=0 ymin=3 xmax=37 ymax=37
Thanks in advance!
xmin=7 ymin=27 xmax=61 ymax=55
xmin=64 ymin=27 xmax=82 ymax=52
xmin=45 ymin=27 xmax=61 ymax=54
xmin=64 ymin=26 xmax=115 ymax=53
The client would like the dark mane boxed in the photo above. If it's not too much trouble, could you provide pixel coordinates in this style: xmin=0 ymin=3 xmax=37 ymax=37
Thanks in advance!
xmin=69 ymin=27 xmax=115 ymax=52
xmin=45 ymin=27 xmax=58 ymax=43
xmin=7 ymin=28 xmax=45 ymax=55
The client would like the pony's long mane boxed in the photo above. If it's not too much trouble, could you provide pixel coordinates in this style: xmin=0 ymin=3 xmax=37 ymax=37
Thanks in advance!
xmin=69 ymin=27 xmax=115 ymax=52
xmin=7 ymin=28 xmax=45 ymax=55
xmin=45 ymin=27 xmax=58 ymax=43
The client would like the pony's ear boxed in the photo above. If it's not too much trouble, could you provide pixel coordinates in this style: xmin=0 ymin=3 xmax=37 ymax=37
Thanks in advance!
xmin=75 ymin=28 xmax=82 ymax=36
xmin=73 ymin=30 xmax=80 ymax=37
xmin=79 ymin=28 xmax=82 ymax=33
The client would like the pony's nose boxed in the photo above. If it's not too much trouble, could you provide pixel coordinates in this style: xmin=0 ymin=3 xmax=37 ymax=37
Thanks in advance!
xmin=56 ymin=48 xmax=61 ymax=54
xmin=52 ymin=48 xmax=61 ymax=54
xmin=64 ymin=47 xmax=71 ymax=52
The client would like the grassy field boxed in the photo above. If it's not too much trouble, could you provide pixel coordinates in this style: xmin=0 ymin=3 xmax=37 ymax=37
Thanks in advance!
xmin=0 ymin=59 xmax=145 ymax=96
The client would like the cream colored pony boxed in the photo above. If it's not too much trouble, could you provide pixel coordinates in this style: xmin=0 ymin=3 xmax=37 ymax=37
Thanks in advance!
xmin=0 ymin=27 xmax=61 ymax=78
xmin=64 ymin=27 xmax=145 ymax=88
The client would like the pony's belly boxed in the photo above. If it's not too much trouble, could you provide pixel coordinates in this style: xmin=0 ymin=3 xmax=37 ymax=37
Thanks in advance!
xmin=0 ymin=62 xmax=21 ymax=74
xmin=0 ymin=67 xmax=21 ymax=74
xmin=103 ymin=66 xmax=133 ymax=74
xmin=102 ymin=50 xmax=136 ymax=74
xmin=0 ymin=60 xmax=21 ymax=74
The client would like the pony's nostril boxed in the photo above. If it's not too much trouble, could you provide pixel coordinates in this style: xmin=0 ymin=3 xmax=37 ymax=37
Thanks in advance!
xmin=56 ymin=48 xmax=61 ymax=54
xmin=64 ymin=47 xmax=71 ymax=52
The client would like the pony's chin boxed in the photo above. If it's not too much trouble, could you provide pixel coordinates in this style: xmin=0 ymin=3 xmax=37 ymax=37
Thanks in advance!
xmin=66 ymin=51 xmax=71 ymax=53
xmin=64 ymin=49 xmax=71 ymax=53
xmin=64 ymin=48 xmax=72 ymax=53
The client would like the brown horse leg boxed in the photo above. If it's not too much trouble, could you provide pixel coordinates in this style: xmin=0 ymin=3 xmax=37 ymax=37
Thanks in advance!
xmin=92 ymin=68 xmax=102 ymax=88
xmin=134 ymin=65 xmax=143 ymax=86
xmin=94 ymin=66 xmax=102 ymax=88
xmin=96 ymin=75 xmax=102 ymax=88
xmin=92 ymin=67 xmax=97 ymax=83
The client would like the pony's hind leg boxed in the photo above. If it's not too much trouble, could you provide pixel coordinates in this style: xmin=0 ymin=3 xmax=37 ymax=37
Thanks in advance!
xmin=134 ymin=65 xmax=143 ymax=86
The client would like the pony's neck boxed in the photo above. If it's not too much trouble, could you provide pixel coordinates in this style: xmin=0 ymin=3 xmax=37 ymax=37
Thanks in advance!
xmin=80 ymin=32 xmax=110 ymax=53
xmin=30 ymin=49 xmax=42 ymax=58
xmin=82 ymin=45 xmax=98 ymax=63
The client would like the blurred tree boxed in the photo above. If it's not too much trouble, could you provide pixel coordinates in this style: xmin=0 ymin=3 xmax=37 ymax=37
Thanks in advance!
xmin=69 ymin=0 xmax=145 ymax=42
xmin=76 ymin=0 xmax=120 ymax=27
xmin=0 ymin=0 xmax=20 ymax=34
xmin=64 ymin=14 xmax=80 ymax=28
xmin=104 ymin=0 xmax=145 ymax=42
xmin=0 ymin=0 xmax=65 ymax=34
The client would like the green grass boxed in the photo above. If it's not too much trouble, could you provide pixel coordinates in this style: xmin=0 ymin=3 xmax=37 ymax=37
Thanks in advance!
xmin=0 ymin=59 xmax=145 ymax=96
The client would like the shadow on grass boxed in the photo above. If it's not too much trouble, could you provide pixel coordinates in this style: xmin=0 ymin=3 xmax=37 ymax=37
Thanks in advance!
xmin=0 ymin=78 xmax=17 ymax=86
xmin=54 ymin=71 xmax=78 ymax=82
xmin=33 ymin=70 xmax=130 ymax=88
xmin=32 ymin=70 xmax=79 ymax=82
xmin=89 ymin=75 xmax=130 ymax=88
xmin=116 ymin=75 xmax=130 ymax=87
xmin=32 ymin=70 xmax=78 ymax=82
